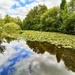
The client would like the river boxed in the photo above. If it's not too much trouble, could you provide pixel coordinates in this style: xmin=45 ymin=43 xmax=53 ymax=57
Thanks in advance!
xmin=0 ymin=40 xmax=75 ymax=75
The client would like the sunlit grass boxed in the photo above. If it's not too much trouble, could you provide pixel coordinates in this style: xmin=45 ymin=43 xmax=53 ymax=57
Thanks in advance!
xmin=20 ymin=30 xmax=75 ymax=49
xmin=1 ymin=30 xmax=75 ymax=49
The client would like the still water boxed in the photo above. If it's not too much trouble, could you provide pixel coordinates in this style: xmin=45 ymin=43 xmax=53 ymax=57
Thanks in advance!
xmin=0 ymin=40 xmax=75 ymax=75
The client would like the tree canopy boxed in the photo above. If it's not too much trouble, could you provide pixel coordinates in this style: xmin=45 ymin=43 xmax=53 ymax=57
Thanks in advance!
xmin=23 ymin=4 xmax=47 ymax=30
xmin=0 ymin=0 xmax=75 ymax=35
xmin=40 ymin=7 xmax=60 ymax=31
xmin=3 ymin=22 xmax=21 ymax=34
xmin=60 ymin=0 xmax=66 ymax=10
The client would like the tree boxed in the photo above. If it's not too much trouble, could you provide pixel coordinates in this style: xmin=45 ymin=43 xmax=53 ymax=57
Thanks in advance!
xmin=3 ymin=22 xmax=21 ymax=34
xmin=68 ymin=0 xmax=75 ymax=13
xmin=63 ymin=13 xmax=75 ymax=34
xmin=59 ymin=0 xmax=69 ymax=33
xmin=4 ymin=14 xmax=12 ymax=24
xmin=23 ymin=4 xmax=47 ymax=30
xmin=4 ymin=15 xmax=23 ymax=29
xmin=0 ymin=26 xmax=3 ymax=39
xmin=60 ymin=0 xmax=66 ymax=10
xmin=15 ymin=17 xmax=23 ymax=29
xmin=0 ymin=18 xmax=5 ymax=27
xmin=0 ymin=18 xmax=5 ymax=39
xmin=60 ymin=0 xmax=67 ymax=22
xmin=40 ymin=7 xmax=60 ymax=31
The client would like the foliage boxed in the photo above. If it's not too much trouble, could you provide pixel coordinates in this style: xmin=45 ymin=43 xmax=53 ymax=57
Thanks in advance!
xmin=59 ymin=0 xmax=75 ymax=34
xmin=4 ymin=15 xmax=23 ymax=29
xmin=0 ymin=0 xmax=75 ymax=40
xmin=63 ymin=13 xmax=75 ymax=34
xmin=3 ymin=22 xmax=21 ymax=34
xmin=23 ymin=4 xmax=47 ymax=30
xmin=0 ymin=18 xmax=5 ymax=27
xmin=0 ymin=18 xmax=5 ymax=39
xmin=14 ymin=17 xmax=23 ymax=29
xmin=60 ymin=0 xmax=66 ymax=10
xmin=68 ymin=0 xmax=75 ymax=12
xmin=19 ymin=30 xmax=75 ymax=49
xmin=0 ymin=16 xmax=22 ymax=40
xmin=4 ymin=14 xmax=12 ymax=24
xmin=0 ymin=26 xmax=3 ymax=38
xmin=40 ymin=6 xmax=60 ymax=31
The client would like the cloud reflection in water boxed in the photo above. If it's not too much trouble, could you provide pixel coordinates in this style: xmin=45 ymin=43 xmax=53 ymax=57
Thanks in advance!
xmin=0 ymin=40 xmax=75 ymax=75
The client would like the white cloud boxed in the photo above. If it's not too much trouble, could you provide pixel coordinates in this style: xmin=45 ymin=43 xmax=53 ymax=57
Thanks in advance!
xmin=0 ymin=0 xmax=70 ymax=20
xmin=0 ymin=0 xmax=17 ymax=17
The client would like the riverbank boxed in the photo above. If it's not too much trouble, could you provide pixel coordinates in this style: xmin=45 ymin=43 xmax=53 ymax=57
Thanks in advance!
xmin=19 ymin=30 xmax=75 ymax=49
xmin=1 ymin=30 xmax=75 ymax=49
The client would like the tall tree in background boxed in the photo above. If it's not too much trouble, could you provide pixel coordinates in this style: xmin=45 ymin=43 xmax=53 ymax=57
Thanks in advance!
xmin=60 ymin=0 xmax=67 ymax=20
xmin=40 ymin=7 xmax=60 ymax=32
xmin=60 ymin=0 xmax=67 ymax=22
xmin=15 ymin=17 xmax=23 ymax=29
xmin=68 ymin=0 xmax=75 ymax=12
xmin=0 ymin=18 xmax=5 ymax=27
xmin=3 ymin=15 xmax=22 ymax=29
xmin=60 ymin=0 xmax=66 ymax=10
xmin=59 ymin=0 xmax=68 ymax=33
xmin=64 ymin=13 xmax=75 ymax=34
xmin=4 ymin=14 xmax=12 ymax=24
xmin=23 ymin=4 xmax=47 ymax=30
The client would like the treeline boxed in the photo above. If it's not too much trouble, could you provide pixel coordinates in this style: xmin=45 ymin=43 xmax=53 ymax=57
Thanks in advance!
xmin=0 ymin=15 xmax=22 ymax=29
xmin=0 ymin=0 xmax=75 ymax=36
xmin=23 ymin=0 xmax=75 ymax=34
xmin=0 ymin=15 xmax=22 ymax=38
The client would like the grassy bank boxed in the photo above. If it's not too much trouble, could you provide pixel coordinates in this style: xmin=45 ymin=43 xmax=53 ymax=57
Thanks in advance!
xmin=1 ymin=30 xmax=75 ymax=49
xmin=19 ymin=30 xmax=75 ymax=49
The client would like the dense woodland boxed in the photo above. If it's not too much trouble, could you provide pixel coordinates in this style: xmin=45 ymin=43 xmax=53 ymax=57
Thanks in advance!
xmin=0 ymin=0 xmax=75 ymax=37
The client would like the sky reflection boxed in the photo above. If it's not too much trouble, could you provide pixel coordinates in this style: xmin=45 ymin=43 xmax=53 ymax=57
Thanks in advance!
xmin=0 ymin=40 xmax=75 ymax=75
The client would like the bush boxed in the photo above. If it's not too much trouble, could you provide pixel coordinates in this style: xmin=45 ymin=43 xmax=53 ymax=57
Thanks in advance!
xmin=0 ymin=26 xmax=3 ymax=39
xmin=3 ymin=22 xmax=21 ymax=34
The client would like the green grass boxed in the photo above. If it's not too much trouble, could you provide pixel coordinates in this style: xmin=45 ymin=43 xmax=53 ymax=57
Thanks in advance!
xmin=19 ymin=30 xmax=75 ymax=49
xmin=1 ymin=30 xmax=75 ymax=49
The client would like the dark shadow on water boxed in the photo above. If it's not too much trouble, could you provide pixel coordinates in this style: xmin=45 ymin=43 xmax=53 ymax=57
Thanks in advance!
xmin=27 ymin=41 xmax=75 ymax=72
xmin=0 ymin=36 xmax=16 ymax=53
xmin=5 ymin=35 xmax=17 ymax=43
xmin=0 ymin=40 xmax=5 ymax=53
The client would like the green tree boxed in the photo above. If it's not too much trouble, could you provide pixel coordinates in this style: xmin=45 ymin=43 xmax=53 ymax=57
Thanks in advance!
xmin=0 ymin=18 xmax=5 ymax=39
xmin=4 ymin=15 xmax=22 ymax=29
xmin=4 ymin=14 xmax=16 ymax=24
xmin=40 ymin=7 xmax=60 ymax=31
xmin=59 ymin=0 xmax=69 ymax=33
xmin=0 ymin=18 xmax=5 ymax=27
xmin=15 ymin=17 xmax=23 ymax=29
xmin=0 ymin=26 xmax=3 ymax=39
xmin=23 ymin=4 xmax=47 ymax=30
xmin=3 ymin=22 xmax=21 ymax=34
xmin=4 ymin=14 xmax=12 ymax=24
xmin=63 ymin=13 xmax=75 ymax=34
xmin=1 ymin=22 xmax=21 ymax=41
xmin=68 ymin=0 xmax=75 ymax=12
xmin=60 ymin=0 xmax=66 ymax=10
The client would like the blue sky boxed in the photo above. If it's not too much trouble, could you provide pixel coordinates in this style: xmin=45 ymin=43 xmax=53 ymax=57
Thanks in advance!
xmin=12 ymin=0 xmax=36 ymax=9
xmin=0 ymin=0 xmax=70 ymax=19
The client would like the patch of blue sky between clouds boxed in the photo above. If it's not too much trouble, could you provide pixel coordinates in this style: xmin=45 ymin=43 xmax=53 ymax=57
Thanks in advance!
xmin=12 ymin=0 xmax=36 ymax=9
xmin=12 ymin=4 xmax=19 ymax=9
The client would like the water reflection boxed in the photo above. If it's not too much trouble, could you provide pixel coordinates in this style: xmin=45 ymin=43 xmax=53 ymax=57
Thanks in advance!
xmin=0 ymin=40 xmax=75 ymax=75
xmin=0 ymin=40 xmax=5 ymax=53
xmin=27 ymin=41 xmax=75 ymax=72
